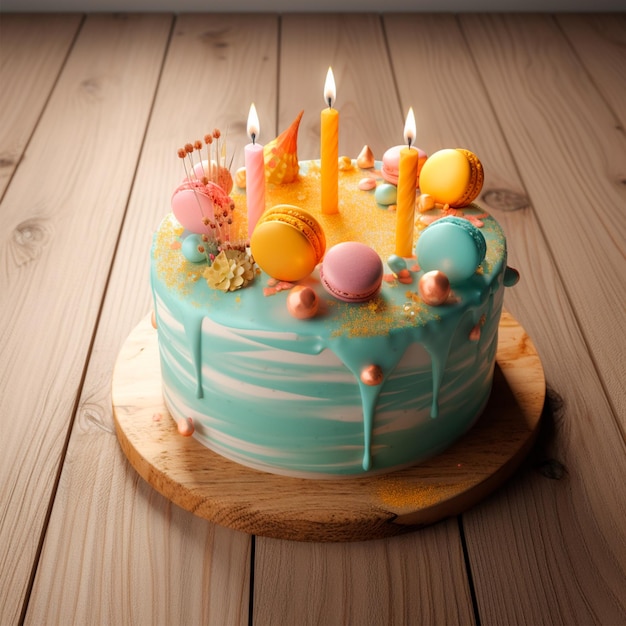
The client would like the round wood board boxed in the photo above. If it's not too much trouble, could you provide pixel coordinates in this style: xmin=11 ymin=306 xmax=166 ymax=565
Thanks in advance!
xmin=112 ymin=310 xmax=545 ymax=542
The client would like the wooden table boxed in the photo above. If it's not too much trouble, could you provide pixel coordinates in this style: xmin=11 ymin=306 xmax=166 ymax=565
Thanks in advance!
xmin=1 ymin=12 xmax=625 ymax=625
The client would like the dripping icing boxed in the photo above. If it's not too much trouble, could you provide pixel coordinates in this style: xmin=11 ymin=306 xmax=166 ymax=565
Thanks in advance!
xmin=149 ymin=191 xmax=512 ymax=475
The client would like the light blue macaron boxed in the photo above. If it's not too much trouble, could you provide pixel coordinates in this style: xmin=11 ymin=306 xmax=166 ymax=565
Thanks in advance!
xmin=415 ymin=216 xmax=486 ymax=284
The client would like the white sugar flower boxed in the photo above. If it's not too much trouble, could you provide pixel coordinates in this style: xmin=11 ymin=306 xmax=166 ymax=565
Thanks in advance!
xmin=204 ymin=249 xmax=254 ymax=292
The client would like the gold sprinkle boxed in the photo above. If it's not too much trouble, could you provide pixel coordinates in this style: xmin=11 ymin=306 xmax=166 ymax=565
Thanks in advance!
xmin=373 ymin=477 xmax=474 ymax=510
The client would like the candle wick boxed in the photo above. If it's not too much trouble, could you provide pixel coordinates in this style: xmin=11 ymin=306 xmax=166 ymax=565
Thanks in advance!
xmin=407 ymin=138 xmax=413 ymax=150
xmin=327 ymin=97 xmax=333 ymax=109
xmin=251 ymin=133 xmax=256 ymax=145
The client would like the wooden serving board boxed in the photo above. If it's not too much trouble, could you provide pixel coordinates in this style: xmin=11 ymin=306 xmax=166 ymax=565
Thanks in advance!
xmin=112 ymin=310 xmax=544 ymax=542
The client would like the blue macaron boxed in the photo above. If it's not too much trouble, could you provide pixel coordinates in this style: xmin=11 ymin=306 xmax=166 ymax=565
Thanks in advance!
xmin=415 ymin=216 xmax=486 ymax=284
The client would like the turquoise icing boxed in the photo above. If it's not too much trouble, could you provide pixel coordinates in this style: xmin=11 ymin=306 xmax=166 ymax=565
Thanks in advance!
xmin=181 ymin=313 xmax=204 ymax=398
xmin=504 ymin=266 xmax=521 ymax=287
xmin=150 ymin=171 xmax=511 ymax=477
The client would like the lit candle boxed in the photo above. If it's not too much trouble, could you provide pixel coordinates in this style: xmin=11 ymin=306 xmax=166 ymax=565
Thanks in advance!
xmin=395 ymin=107 xmax=418 ymax=258
xmin=245 ymin=103 xmax=266 ymax=237
xmin=321 ymin=67 xmax=339 ymax=215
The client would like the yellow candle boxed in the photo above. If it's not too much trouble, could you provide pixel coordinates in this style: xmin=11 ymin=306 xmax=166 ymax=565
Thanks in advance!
xmin=395 ymin=107 xmax=418 ymax=257
xmin=321 ymin=67 xmax=339 ymax=215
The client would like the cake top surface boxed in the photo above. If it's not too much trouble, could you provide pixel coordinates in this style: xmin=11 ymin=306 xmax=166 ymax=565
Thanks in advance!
xmin=152 ymin=159 xmax=507 ymax=340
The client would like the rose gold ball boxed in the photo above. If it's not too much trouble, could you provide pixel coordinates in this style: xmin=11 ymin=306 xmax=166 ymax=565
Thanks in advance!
xmin=418 ymin=270 xmax=451 ymax=306
xmin=286 ymin=285 xmax=319 ymax=319
xmin=177 ymin=417 xmax=194 ymax=437
xmin=468 ymin=324 xmax=482 ymax=341
xmin=360 ymin=364 xmax=384 ymax=386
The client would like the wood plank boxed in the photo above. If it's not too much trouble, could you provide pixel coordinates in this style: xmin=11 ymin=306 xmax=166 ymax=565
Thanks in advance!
xmin=252 ymin=14 xmax=475 ymax=625
xmin=385 ymin=12 xmax=626 ymax=624
xmin=254 ymin=527 xmax=475 ymax=626
xmin=0 ymin=14 xmax=173 ymax=625
xmin=557 ymin=14 xmax=626 ymax=127
xmin=460 ymin=13 xmax=626 ymax=423
xmin=23 ymin=13 xmax=280 ymax=624
xmin=0 ymin=14 xmax=82 ymax=198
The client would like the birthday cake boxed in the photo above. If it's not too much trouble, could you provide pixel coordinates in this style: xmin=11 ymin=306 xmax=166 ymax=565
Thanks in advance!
xmin=150 ymin=111 xmax=519 ymax=479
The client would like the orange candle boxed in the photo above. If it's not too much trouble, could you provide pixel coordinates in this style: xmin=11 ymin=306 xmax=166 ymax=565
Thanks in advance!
xmin=321 ymin=67 xmax=339 ymax=215
xmin=395 ymin=107 xmax=418 ymax=257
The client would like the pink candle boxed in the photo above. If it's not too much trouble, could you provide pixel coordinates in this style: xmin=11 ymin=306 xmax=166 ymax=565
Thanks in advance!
xmin=245 ymin=103 xmax=266 ymax=237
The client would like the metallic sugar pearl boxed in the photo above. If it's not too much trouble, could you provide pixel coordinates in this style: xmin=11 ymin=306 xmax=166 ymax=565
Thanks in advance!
xmin=356 ymin=145 xmax=375 ymax=169
xmin=177 ymin=417 xmax=194 ymax=436
xmin=418 ymin=270 xmax=451 ymax=306
xmin=360 ymin=364 xmax=384 ymax=386
xmin=469 ymin=324 xmax=481 ymax=341
xmin=235 ymin=166 xmax=247 ymax=189
xmin=417 ymin=193 xmax=435 ymax=212
xmin=338 ymin=156 xmax=354 ymax=171
xmin=286 ymin=285 xmax=319 ymax=319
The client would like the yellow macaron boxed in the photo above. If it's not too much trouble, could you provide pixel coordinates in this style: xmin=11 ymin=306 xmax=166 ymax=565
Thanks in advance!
xmin=418 ymin=148 xmax=484 ymax=207
xmin=250 ymin=205 xmax=326 ymax=282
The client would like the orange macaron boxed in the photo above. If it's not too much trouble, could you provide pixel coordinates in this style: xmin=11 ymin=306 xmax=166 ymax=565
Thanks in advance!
xmin=418 ymin=148 xmax=484 ymax=208
xmin=250 ymin=205 xmax=326 ymax=282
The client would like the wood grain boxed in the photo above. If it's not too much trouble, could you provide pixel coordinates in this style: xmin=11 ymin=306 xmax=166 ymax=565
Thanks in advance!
xmin=0 ymin=14 xmax=173 ymax=625
xmin=557 ymin=14 xmax=626 ymax=127
xmin=385 ymin=12 xmax=626 ymax=624
xmin=460 ymin=14 xmax=626 ymax=423
xmin=23 ymin=14 xmax=280 ymax=625
xmin=0 ymin=15 xmax=82 ymax=198
xmin=253 ymin=526 xmax=476 ymax=626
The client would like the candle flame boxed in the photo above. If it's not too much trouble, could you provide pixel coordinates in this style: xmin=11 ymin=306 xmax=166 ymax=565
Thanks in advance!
xmin=324 ymin=67 xmax=336 ymax=108
xmin=404 ymin=107 xmax=416 ymax=148
xmin=247 ymin=103 xmax=260 ymax=142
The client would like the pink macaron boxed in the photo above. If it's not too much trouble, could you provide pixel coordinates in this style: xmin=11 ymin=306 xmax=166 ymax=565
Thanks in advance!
xmin=171 ymin=181 xmax=215 ymax=233
xmin=171 ymin=179 xmax=235 ymax=234
xmin=320 ymin=242 xmax=383 ymax=303
xmin=381 ymin=144 xmax=428 ymax=187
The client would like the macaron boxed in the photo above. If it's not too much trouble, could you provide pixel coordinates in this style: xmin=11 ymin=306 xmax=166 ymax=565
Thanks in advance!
xmin=250 ymin=205 xmax=326 ymax=282
xmin=415 ymin=216 xmax=486 ymax=284
xmin=418 ymin=148 xmax=484 ymax=207
xmin=320 ymin=242 xmax=383 ymax=303
xmin=381 ymin=145 xmax=428 ymax=187
xmin=171 ymin=181 xmax=215 ymax=234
